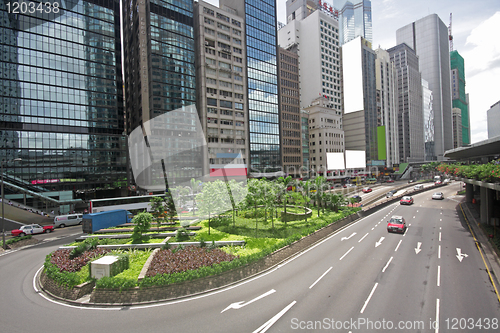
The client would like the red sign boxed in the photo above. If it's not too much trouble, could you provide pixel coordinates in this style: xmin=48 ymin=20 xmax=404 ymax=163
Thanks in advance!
xmin=31 ymin=179 xmax=59 ymax=184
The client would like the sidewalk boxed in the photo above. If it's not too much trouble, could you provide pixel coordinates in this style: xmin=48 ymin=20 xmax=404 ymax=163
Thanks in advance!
xmin=460 ymin=200 xmax=500 ymax=293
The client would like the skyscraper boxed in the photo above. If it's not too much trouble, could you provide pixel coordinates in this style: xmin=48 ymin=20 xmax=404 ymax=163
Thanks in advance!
xmin=334 ymin=0 xmax=372 ymax=45
xmin=123 ymin=0 xmax=201 ymax=190
xmin=194 ymin=1 xmax=248 ymax=179
xmin=450 ymin=50 xmax=470 ymax=145
xmin=396 ymin=14 xmax=453 ymax=161
xmin=0 ymin=0 xmax=127 ymax=204
xmin=220 ymin=0 xmax=281 ymax=176
xmin=388 ymin=43 xmax=424 ymax=163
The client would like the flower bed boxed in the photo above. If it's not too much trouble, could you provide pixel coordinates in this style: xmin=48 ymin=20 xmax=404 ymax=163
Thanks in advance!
xmin=146 ymin=247 xmax=237 ymax=277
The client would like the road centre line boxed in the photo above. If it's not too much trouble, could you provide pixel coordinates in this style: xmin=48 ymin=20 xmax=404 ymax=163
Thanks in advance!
xmin=382 ymin=257 xmax=393 ymax=273
xmin=358 ymin=233 xmax=369 ymax=243
xmin=435 ymin=299 xmax=440 ymax=333
xmin=394 ymin=239 xmax=403 ymax=252
xmin=438 ymin=245 xmax=441 ymax=259
xmin=439 ymin=232 xmax=442 ymax=242
xmin=339 ymin=247 xmax=355 ymax=260
xmin=360 ymin=283 xmax=378 ymax=314
xmin=309 ymin=267 xmax=332 ymax=289
xmin=437 ymin=266 xmax=441 ymax=287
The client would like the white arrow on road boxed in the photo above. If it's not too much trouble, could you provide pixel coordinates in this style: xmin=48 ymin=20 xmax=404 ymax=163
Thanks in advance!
xmin=456 ymin=248 xmax=468 ymax=262
xmin=341 ymin=232 xmax=357 ymax=241
xmin=375 ymin=237 xmax=385 ymax=248
xmin=415 ymin=242 xmax=422 ymax=254
xmin=221 ymin=289 xmax=276 ymax=313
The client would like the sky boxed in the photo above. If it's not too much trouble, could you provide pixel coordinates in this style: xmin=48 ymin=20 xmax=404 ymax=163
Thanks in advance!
xmin=204 ymin=0 xmax=500 ymax=144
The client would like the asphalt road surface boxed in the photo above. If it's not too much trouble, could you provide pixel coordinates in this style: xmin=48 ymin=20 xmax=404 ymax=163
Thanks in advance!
xmin=1 ymin=185 xmax=499 ymax=333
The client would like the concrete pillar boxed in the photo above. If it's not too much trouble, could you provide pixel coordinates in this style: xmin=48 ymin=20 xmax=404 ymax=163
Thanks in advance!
xmin=23 ymin=193 xmax=26 ymax=205
xmin=465 ymin=183 xmax=474 ymax=202
xmin=480 ymin=187 xmax=495 ymax=225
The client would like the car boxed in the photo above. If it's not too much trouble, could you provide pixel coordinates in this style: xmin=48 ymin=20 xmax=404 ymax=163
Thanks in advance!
xmin=414 ymin=184 xmax=424 ymax=190
xmin=432 ymin=192 xmax=444 ymax=200
xmin=386 ymin=189 xmax=397 ymax=198
xmin=434 ymin=180 xmax=442 ymax=185
xmin=334 ymin=184 xmax=342 ymax=188
xmin=387 ymin=215 xmax=406 ymax=233
xmin=54 ymin=214 xmax=83 ymax=228
xmin=408 ymin=179 xmax=415 ymax=183
xmin=443 ymin=179 xmax=451 ymax=184
xmin=400 ymin=196 xmax=414 ymax=205
xmin=351 ymin=195 xmax=362 ymax=202
xmin=386 ymin=179 xmax=394 ymax=183
xmin=362 ymin=187 xmax=372 ymax=193
xmin=11 ymin=224 xmax=54 ymax=237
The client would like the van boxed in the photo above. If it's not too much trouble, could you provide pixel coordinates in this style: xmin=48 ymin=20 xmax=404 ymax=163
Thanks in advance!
xmin=54 ymin=214 xmax=83 ymax=228
xmin=414 ymin=184 xmax=424 ymax=190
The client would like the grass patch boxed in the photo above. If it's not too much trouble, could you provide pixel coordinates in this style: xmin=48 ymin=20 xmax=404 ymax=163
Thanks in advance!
xmin=0 ymin=234 xmax=32 ymax=247
xmin=95 ymin=249 xmax=152 ymax=289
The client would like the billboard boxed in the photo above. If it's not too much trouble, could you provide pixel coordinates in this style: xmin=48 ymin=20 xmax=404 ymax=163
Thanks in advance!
xmin=342 ymin=37 xmax=363 ymax=114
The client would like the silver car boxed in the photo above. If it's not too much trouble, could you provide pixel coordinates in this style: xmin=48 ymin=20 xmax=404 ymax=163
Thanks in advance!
xmin=432 ymin=192 xmax=444 ymax=200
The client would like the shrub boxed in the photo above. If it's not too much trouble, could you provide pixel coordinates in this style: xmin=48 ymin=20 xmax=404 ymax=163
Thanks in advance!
xmin=131 ymin=212 xmax=153 ymax=244
xmin=69 ymin=237 xmax=99 ymax=259
xmin=175 ymin=228 xmax=190 ymax=242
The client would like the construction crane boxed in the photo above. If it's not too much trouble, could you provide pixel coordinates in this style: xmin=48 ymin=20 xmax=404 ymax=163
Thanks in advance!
xmin=448 ymin=13 xmax=453 ymax=51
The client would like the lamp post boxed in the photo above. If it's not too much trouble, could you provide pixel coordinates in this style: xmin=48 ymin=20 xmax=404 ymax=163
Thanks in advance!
xmin=2 ymin=158 xmax=22 ymax=249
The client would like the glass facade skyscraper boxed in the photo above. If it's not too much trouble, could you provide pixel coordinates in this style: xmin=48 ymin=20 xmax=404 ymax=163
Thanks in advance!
xmin=221 ymin=0 xmax=281 ymax=175
xmin=450 ymin=50 xmax=470 ymax=145
xmin=0 ymin=0 xmax=126 ymax=195
xmin=335 ymin=0 xmax=372 ymax=45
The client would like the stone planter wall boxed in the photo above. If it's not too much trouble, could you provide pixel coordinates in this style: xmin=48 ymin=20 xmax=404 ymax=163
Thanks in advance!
xmin=40 ymin=271 xmax=95 ymax=301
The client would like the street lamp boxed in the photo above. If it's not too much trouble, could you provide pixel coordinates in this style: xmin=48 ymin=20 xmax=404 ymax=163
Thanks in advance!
xmin=2 ymin=158 xmax=22 ymax=249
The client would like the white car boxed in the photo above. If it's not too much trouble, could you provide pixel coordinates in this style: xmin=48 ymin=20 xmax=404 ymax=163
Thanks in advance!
xmin=432 ymin=192 xmax=444 ymax=200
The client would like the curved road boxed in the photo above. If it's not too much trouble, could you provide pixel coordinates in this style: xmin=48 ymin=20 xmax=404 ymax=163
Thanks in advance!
xmin=1 ymin=182 xmax=499 ymax=332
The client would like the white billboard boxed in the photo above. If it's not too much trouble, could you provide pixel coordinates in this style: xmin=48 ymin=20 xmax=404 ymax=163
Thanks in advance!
xmin=326 ymin=152 xmax=345 ymax=170
xmin=342 ymin=37 xmax=364 ymax=114
xmin=345 ymin=150 xmax=366 ymax=169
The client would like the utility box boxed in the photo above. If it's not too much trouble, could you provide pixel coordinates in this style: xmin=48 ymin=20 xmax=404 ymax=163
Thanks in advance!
xmin=91 ymin=255 xmax=128 ymax=279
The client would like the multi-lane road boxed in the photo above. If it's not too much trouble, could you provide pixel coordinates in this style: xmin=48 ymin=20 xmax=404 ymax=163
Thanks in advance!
xmin=1 ymin=183 xmax=499 ymax=332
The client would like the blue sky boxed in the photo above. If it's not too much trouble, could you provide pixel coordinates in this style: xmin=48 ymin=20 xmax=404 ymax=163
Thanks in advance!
xmin=204 ymin=0 xmax=500 ymax=143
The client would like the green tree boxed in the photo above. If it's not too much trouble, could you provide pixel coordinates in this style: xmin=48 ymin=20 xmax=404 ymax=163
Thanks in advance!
xmin=131 ymin=212 xmax=152 ymax=244
xmin=313 ymin=176 xmax=327 ymax=217
xmin=149 ymin=196 xmax=164 ymax=231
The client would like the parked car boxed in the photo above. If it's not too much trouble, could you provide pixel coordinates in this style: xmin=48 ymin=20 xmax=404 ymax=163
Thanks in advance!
xmin=362 ymin=187 xmax=372 ymax=193
xmin=11 ymin=224 xmax=54 ymax=237
xmin=387 ymin=215 xmax=406 ymax=233
xmin=400 ymin=196 xmax=414 ymax=205
xmin=432 ymin=192 xmax=444 ymax=200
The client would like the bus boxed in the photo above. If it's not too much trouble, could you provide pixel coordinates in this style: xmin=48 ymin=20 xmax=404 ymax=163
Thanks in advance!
xmin=89 ymin=194 xmax=165 ymax=213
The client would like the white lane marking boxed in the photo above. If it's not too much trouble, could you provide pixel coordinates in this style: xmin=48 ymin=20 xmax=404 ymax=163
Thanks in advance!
xmin=360 ymin=283 xmax=378 ymax=314
xmin=413 ymin=216 xmax=416 ymax=219
xmin=221 ymin=289 xmax=276 ymax=313
xmin=438 ymin=245 xmax=441 ymax=259
xmin=435 ymin=298 xmax=440 ymax=333
xmin=437 ymin=266 xmax=441 ymax=287
xmin=439 ymin=232 xmax=442 ymax=242
xmin=340 ymin=247 xmax=355 ymax=260
xmin=394 ymin=240 xmax=403 ymax=252
xmin=341 ymin=232 xmax=357 ymax=241
xmin=403 ymin=227 xmax=409 ymax=236
xmin=375 ymin=237 xmax=385 ymax=247
xmin=358 ymin=233 xmax=369 ymax=243
xmin=415 ymin=242 xmax=422 ymax=254
xmin=253 ymin=301 xmax=296 ymax=333
xmin=456 ymin=248 xmax=468 ymax=262
xmin=371 ymin=227 xmax=375 ymax=230
xmin=309 ymin=267 xmax=333 ymax=289
xmin=382 ymin=257 xmax=393 ymax=273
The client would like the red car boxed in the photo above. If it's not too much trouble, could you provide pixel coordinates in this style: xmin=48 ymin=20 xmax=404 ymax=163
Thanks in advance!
xmin=400 ymin=196 xmax=414 ymax=205
xmin=362 ymin=187 xmax=372 ymax=193
xmin=387 ymin=216 xmax=406 ymax=233
xmin=11 ymin=224 xmax=54 ymax=237
xmin=386 ymin=179 xmax=394 ymax=183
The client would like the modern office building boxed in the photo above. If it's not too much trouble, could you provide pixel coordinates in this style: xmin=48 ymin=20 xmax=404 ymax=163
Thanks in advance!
xmin=123 ymin=0 xmax=201 ymax=190
xmin=334 ymin=0 xmax=372 ymax=45
xmin=304 ymin=97 xmax=344 ymax=174
xmin=487 ymin=100 xmax=500 ymax=139
xmin=450 ymin=50 xmax=470 ymax=145
xmin=301 ymin=109 xmax=310 ymax=172
xmin=0 ymin=0 xmax=127 ymax=208
xmin=396 ymin=14 xmax=453 ymax=161
xmin=220 ymin=0 xmax=281 ymax=177
xmin=278 ymin=47 xmax=302 ymax=176
xmin=278 ymin=7 xmax=342 ymax=110
xmin=194 ymin=1 xmax=248 ymax=179
xmin=342 ymin=36 xmax=377 ymax=166
xmin=452 ymin=107 xmax=462 ymax=148
xmin=422 ymin=79 xmax=435 ymax=160
xmin=374 ymin=48 xmax=398 ymax=168
xmin=388 ymin=43 xmax=424 ymax=163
